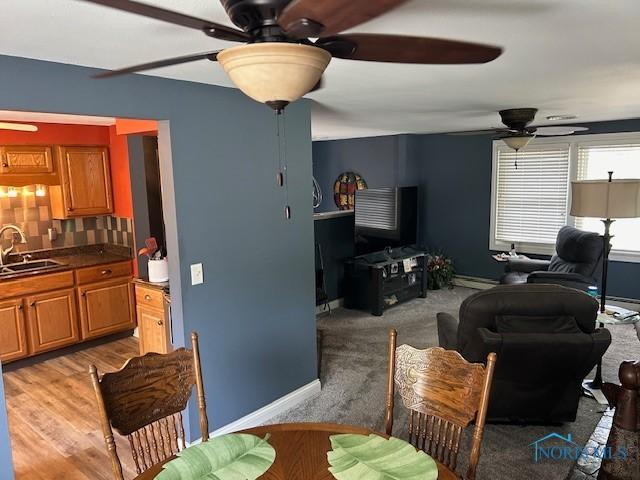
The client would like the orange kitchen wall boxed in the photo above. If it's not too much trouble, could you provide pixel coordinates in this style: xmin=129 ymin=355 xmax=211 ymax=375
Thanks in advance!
xmin=108 ymin=125 xmax=133 ymax=219
xmin=115 ymin=118 xmax=158 ymax=136
xmin=0 ymin=122 xmax=109 ymax=144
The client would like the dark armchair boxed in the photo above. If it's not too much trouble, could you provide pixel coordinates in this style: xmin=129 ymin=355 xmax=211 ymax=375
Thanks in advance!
xmin=500 ymin=226 xmax=605 ymax=291
xmin=437 ymin=284 xmax=611 ymax=423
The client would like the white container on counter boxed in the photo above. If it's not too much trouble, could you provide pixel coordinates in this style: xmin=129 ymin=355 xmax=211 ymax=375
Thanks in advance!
xmin=148 ymin=258 xmax=169 ymax=283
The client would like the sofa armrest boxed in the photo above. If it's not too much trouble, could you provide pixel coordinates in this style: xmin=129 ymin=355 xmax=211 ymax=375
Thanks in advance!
xmin=527 ymin=271 xmax=596 ymax=290
xmin=505 ymin=258 xmax=551 ymax=273
xmin=436 ymin=312 xmax=459 ymax=350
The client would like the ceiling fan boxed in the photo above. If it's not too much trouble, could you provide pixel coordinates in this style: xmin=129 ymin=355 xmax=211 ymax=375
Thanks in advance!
xmin=0 ymin=122 xmax=38 ymax=132
xmin=452 ymin=108 xmax=588 ymax=150
xmin=82 ymin=0 xmax=504 ymax=111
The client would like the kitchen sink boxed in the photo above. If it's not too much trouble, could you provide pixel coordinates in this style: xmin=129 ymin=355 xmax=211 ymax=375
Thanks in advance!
xmin=0 ymin=259 xmax=67 ymax=275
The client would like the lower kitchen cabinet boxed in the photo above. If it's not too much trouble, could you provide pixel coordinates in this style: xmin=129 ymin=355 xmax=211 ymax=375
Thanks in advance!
xmin=78 ymin=278 xmax=135 ymax=340
xmin=26 ymin=288 xmax=79 ymax=355
xmin=137 ymin=304 xmax=171 ymax=354
xmin=134 ymin=282 xmax=171 ymax=355
xmin=0 ymin=298 xmax=28 ymax=362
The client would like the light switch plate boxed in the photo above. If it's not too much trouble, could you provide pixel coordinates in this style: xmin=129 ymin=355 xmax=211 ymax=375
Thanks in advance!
xmin=190 ymin=263 xmax=204 ymax=286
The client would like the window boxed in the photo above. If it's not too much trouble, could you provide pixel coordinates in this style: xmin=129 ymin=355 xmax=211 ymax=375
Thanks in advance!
xmin=575 ymin=141 xmax=640 ymax=255
xmin=491 ymin=143 xmax=570 ymax=253
xmin=490 ymin=133 xmax=640 ymax=261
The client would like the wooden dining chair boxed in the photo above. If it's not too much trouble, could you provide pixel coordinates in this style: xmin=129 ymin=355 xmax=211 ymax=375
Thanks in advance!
xmin=384 ymin=329 xmax=496 ymax=480
xmin=89 ymin=331 xmax=209 ymax=480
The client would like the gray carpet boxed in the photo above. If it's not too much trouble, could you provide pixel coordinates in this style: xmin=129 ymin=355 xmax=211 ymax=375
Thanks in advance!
xmin=267 ymin=287 xmax=639 ymax=480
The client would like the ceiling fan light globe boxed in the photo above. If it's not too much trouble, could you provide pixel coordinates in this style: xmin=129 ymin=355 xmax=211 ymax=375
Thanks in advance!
xmin=217 ymin=43 xmax=331 ymax=106
xmin=503 ymin=135 xmax=534 ymax=151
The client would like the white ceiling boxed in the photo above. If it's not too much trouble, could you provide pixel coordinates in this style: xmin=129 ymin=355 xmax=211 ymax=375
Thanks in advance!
xmin=1 ymin=0 xmax=640 ymax=140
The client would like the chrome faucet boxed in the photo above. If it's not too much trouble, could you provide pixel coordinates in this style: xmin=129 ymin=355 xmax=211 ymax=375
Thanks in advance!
xmin=0 ymin=224 xmax=27 ymax=266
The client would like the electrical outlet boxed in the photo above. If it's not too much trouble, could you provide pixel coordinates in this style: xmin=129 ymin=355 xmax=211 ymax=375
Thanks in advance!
xmin=190 ymin=263 xmax=204 ymax=286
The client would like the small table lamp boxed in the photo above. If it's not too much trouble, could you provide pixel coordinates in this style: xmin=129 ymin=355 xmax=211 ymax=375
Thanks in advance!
xmin=570 ymin=171 xmax=640 ymax=389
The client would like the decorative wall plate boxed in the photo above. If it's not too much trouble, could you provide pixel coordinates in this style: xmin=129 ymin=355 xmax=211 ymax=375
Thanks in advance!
xmin=333 ymin=172 xmax=367 ymax=210
xmin=327 ymin=434 xmax=438 ymax=480
xmin=156 ymin=433 xmax=275 ymax=480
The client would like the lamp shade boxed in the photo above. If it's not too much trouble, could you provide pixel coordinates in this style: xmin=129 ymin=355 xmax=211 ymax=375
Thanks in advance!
xmin=502 ymin=135 xmax=534 ymax=151
xmin=217 ymin=43 xmax=331 ymax=107
xmin=571 ymin=179 xmax=640 ymax=219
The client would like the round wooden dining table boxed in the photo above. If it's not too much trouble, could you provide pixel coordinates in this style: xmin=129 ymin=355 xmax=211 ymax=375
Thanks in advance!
xmin=135 ymin=422 xmax=458 ymax=479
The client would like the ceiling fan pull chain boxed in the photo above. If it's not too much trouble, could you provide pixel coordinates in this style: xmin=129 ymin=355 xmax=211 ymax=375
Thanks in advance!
xmin=282 ymin=110 xmax=291 ymax=220
xmin=275 ymin=111 xmax=284 ymax=187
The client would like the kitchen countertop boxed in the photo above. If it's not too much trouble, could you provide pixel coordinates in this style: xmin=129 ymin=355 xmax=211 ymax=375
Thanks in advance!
xmin=132 ymin=277 xmax=170 ymax=298
xmin=0 ymin=244 xmax=132 ymax=281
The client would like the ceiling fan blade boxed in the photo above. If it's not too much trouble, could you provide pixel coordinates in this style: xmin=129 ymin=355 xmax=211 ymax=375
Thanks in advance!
xmin=93 ymin=51 xmax=220 ymax=79
xmin=79 ymin=0 xmax=249 ymax=42
xmin=448 ymin=128 xmax=507 ymax=136
xmin=316 ymin=34 xmax=503 ymax=64
xmin=532 ymin=126 xmax=589 ymax=136
xmin=0 ymin=122 xmax=38 ymax=132
xmin=278 ymin=0 xmax=407 ymax=38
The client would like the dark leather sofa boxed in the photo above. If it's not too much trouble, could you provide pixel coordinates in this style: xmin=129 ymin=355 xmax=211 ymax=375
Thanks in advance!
xmin=437 ymin=284 xmax=611 ymax=423
xmin=500 ymin=226 xmax=605 ymax=291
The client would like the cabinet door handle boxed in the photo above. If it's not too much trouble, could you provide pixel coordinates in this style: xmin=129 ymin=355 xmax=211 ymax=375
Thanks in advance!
xmin=17 ymin=304 xmax=23 ymax=310
xmin=144 ymin=294 xmax=152 ymax=301
xmin=2 ymin=162 xmax=8 ymax=168
xmin=101 ymin=269 xmax=112 ymax=275
xmin=81 ymin=292 xmax=86 ymax=297
xmin=30 ymin=301 xmax=36 ymax=307
xmin=157 ymin=320 xmax=164 ymax=326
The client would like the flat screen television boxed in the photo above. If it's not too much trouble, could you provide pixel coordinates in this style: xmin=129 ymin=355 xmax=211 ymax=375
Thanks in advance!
xmin=354 ymin=186 xmax=418 ymax=255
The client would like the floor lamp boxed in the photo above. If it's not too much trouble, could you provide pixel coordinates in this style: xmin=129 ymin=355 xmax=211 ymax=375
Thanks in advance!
xmin=570 ymin=172 xmax=640 ymax=389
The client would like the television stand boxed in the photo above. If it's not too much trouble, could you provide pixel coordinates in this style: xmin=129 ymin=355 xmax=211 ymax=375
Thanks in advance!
xmin=344 ymin=246 xmax=427 ymax=316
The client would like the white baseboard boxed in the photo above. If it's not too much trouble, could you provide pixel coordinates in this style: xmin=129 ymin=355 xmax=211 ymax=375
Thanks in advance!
xmin=316 ymin=298 xmax=343 ymax=315
xmin=197 ymin=379 xmax=320 ymax=441
xmin=453 ymin=275 xmax=497 ymax=290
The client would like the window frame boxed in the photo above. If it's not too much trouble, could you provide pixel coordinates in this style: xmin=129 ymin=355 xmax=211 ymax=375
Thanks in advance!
xmin=489 ymin=131 xmax=640 ymax=263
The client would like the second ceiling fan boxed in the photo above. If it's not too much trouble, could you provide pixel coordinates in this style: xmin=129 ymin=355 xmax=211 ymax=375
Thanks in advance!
xmin=82 ymin=0 xmax=504 ymax=110
xmin=452 ymin=108 xmax=588 ymax=151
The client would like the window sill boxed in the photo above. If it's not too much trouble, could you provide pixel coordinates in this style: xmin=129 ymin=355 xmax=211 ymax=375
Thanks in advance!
xmin=491 ymin=240 xmax=640 ymax=264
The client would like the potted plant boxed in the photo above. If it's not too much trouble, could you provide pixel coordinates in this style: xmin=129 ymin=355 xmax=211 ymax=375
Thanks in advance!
xmin=426 ymin=253 xmax=455 ymax=290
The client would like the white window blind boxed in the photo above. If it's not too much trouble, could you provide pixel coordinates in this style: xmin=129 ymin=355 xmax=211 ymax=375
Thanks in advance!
xmin=494 ymin=144 xmax=570 ymax=245
xmin=575 ymin=141 xmax=640 ymax=253
xmin=355 ymin=187 xmax=397 ymax=230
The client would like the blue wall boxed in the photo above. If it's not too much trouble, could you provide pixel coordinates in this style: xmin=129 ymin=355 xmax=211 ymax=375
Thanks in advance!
xmin=0 ymin=54 xmax=317 ymax=474
xmin=313 ymin=119 xmax=640 ymax=300
xmin=313 ymin=135 xmax=420 ymax=213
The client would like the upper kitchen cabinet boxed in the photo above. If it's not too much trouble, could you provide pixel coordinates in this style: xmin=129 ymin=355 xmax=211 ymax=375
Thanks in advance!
xmin=51 ymin=146 xmax=114 ymax=218
xmin=0 ymin=145 xmax=57 ymax=185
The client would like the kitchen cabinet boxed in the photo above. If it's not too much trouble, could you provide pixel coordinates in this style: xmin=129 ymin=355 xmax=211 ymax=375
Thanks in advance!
xmin=0 ymin=145 xmax=54 ymax=174
xmin=0 ymin=145 xmax=58 ymax=185
xmin=0 ymin=261 xmax=135 ymax=363
xmin=0 ymin=298 xmax=28 ymax=362
xmin=51 ymin=146 xmax=113 ymax=218
xmin=78 ymin=277 xmax=135 ymax=340
xmin=26 ymin=288 xmax=79 ymax=354
xmin=135 ymin=283 xmax=171 ymax=354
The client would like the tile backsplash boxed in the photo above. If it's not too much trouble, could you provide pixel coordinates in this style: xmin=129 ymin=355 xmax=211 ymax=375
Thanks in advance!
xmin=0 ymin=192 xmax=133 ymax=251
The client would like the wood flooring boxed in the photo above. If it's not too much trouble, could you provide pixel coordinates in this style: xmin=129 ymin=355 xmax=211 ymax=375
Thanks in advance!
xmin=3 ymin=337 xmax=140 ymax=480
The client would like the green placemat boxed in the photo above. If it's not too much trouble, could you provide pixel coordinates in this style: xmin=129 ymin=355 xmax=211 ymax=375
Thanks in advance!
xmin=155 ymin=433 xmax=275 ymax=480
xmin=327 ymin=434 xmax=438 ymax=480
